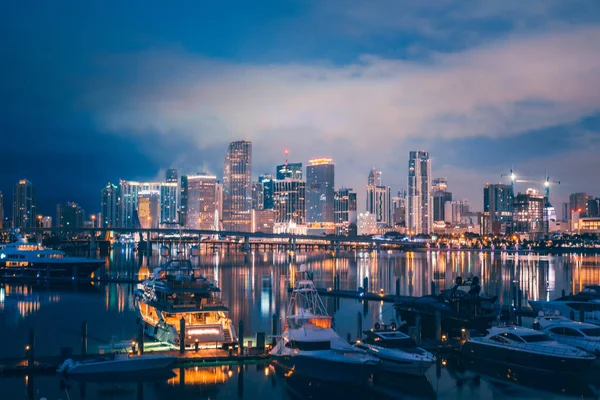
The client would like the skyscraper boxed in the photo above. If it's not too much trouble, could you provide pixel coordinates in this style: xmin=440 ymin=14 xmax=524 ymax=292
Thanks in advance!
xmin=432 ymin=178 xmax=452 ymax=222
xmin=570 ymin=192 xmax=593 ymax=217
xmin=56 ymin=202 xmax=85 ymax=229
xmin=186 ymin=174 xmax=217 ymax=230
xmin=252 ymin=182 xmax=265 ymax=210
xmin=259 ymin=174 xmax=275 ymax=209
xmin=588 ymin=198 xmax=600 ymax=218
xmin=13 ymin=179 xmax=36 ymax=229
xmin=276 ymin=162 xmax=303 ymax=180
xmin=483 ymin=183 xmax=513 ymax=235
xmin=306 ymin=158 xmax=335 ymax=232
xmin=392 ymin=190 xmax=407 ymax=227
xmin=513 ymin=189 xmax=545 ymax=238
xmin=273 ymin=179 xmax=306 ymax=225
xmin=101 ymin=183 xmax=119 ymax=228
xmin=334 ymin=188 xmax=357 ymax=236
xmin=367 ymin=168 xmax=382 ymax=186
xmin=223 ymin=141 xmax=252 ymax=232
xmin=159 ymin=183 xmax=178 ymax=226
xmin=407 ymin=151 xmax=432 ymax=235
xmin=138 ymin=191 xmax=160 ymax=229
xmin=166 ymin=168 xmax=178 ymax=183
xmin=179 ymin=175 xmax=188 ymax=226
xmin=119 ymin=180 xmax=178 ymax=229
xmin=366 ymin=184 xmax=391 ymax=226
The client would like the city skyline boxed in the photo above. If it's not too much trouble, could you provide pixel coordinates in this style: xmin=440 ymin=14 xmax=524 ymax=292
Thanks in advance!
xmin=2 ymin=2 xmax=599 ymax=216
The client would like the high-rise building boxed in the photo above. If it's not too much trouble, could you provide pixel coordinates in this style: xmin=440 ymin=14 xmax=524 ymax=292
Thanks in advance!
xmin=407 ymin=151 xmax=432 ymax=234
xmin=252 ymin=209 xmax=275 ymax=233
xmin=223 ymin=141 xmax=252 ymax=232
xmin=13 ymin=179 xmax=36 ymax=229
xmin=357 ymin=212 xmax=377 ymax=236
xmin=306 ymin=158 xmax=335 ymax=233
xmin=483 ymin=183 xmax=514 ymax=235
xmin=276 ymin=162 xmax=303 ymax=180
xmin=252 ymin=182 xmax=264 ymax=210
xmin=444 ymin=200 xmax=466 ymax=224
xmin=588 ymin=198 xmax=600 ymax=218
xmin=367 ymin=168 xmax=382 ymax=186
xmin=215 ymin=181 xmax=223 ymax=230
xmin=334 ymin=188 xmax=357 ymax=236
xmin=562 ymin=202 xmax=570 ymax=222
xmin=273 ymin=179 xmax=306 ymax=225
xmin=118 ymin=180 xmax=177 ymax=229
xmin=166 ymin=168 xmax=178 ymax=183
xmin=513 ymin=189 xmax=545 ymax=238
xmin=366 ymin=184 xmax=391 ymax=226
xmin=137 ymin=191 xmax=160 ymax=229
xmin=101 ymin=183 xmax=119 ymax=228
xmin=570 ymin=193 xmax=593 ymax=218
xmin=0 ymin=191 xmax=3 ymax=227
xmin=56 ymin=202 xmax=85 ymax=229
xmin=258 ymin=174 xmax=275 ymax=210
xmin=186 ymin=174 xmax=217 ymax=230
xmin=432 ymin=178 xmax=452 ymax=222
xmin=159 ymin=183 xmax=178 ymax=226
xmin=179 ymin=175 xmax=188 ymax=226
xmin=392 ymin=190 xmax=407 ymax=227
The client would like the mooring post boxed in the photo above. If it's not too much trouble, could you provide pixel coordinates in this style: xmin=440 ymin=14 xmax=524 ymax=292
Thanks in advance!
xmin=27 ymin=327 xmax=35 ymax=367
xmin=239 ymin=320 xmax=245 ymax=356
xmin=179 ymin=317 xmax=185 ymax=354
xmin=137 ymin=322 xmax=144 ymax=355
xmin=435 ymin=310 xmax=442 ymax=342
xmin=512 ymin=285 xmax=517 ymax=309
xmin=81 ymin=321 xmax=87 ymax=358
xmin=415 ymin=315 xmax=422 ymax=346
xmin=271 ymin=314 xmax=278 ymax=345
xmin=430 ymin=281 xmax=435 ymax=295
xmin=395 ymin=278 xmax=400 ymax=297
xmin=363 ymin=276 xmax=369 ymax=293
xmin=357 ymin=312 xmax=363 ymax=342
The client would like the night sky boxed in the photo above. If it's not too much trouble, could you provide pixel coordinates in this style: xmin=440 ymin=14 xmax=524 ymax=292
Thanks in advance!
xmin=1 ymin=1 xmax=600 ymax=217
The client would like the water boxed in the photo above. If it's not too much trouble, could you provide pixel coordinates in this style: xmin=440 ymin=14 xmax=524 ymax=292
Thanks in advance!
xmin=2 ymin=248 xmax=600 ymax=399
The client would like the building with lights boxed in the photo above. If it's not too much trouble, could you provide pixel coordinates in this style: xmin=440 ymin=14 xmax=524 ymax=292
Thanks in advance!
xmin=0 ymin=191 xmax=3 ymax=228
xmin=273 ymin=179 xmax=306 ymax=232
xmin=357 ymin=212 xmax=377 ymax=236
xmin=252 ymin=182 xmax=264 ymax=210
xmin=56 ymin=202 xmax=85 ymax=229
xmin=513 ymin=189 xmax=545 ymax=239
xmin=407 ymin=151 xmax=432 ymax=235
xmin=118 ymin=180 xmax=178 ymax=229
xmin=101 ymin=183 xmax=119 ymax=228
xmin=570 ymin=192 xmax=594 ymax=218
xmin=166 ymin=168 xmax=178 ymax=183
xmin=306 ymin=158 xmax=335 ymax=234
xmin=588 ymin=198 xmax=600 ymax=218
xmin=432 ymin=178 xmax=452 ymax=222
xmin=252 ymin=209 xmax=275 ymax=233
xmin=159 ymin=183 xmax=179 ymax=226
xmin=258 ymin=174 xmax=275 ymax=210
xmin=483 ymin=183 xmax=514 ymax=235
xmin=334 ymin=188 xmax=357 ymax=236
xmin=138 ymin=191 xmax=160 ymax=229
xmin=185 ymin=174 xmax=218 ymax=230
xmin=222 ymin=141 xmax=252 ymax=232
xmin=392 ymin=190 xmax=407 ymax=227
xmin=367 ymin=168 xmax=382 ymax=186
xmin=276 ymin=162 xmax=303 ymax=180
xmin=578 ymin=217 xmax=600 ymax=233
xmin=12 ymin=179 xmax=36 ymax=229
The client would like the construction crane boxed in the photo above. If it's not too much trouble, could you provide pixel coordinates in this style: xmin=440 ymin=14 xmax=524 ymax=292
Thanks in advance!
xmin=500 ymin=168 xmax=516 ymax=193
xmin=515 ymin=176 xmax=560 ymax=198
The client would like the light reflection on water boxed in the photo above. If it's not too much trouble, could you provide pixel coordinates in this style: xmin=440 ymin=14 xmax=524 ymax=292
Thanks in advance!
xmin=1 ymin=248 xmax=600 ymax=399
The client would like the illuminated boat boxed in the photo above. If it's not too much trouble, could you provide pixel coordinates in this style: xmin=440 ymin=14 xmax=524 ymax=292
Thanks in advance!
xmin=0 ymin=234 xmax=104 ymax=279
xmin=269 ymin=266 xmax=378 ymax=383
xmin=134 ymin=259 xmax=237 ymax=350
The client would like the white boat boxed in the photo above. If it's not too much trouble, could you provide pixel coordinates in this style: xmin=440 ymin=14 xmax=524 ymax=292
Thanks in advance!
xmin=269 ymin=266 xmax=379 ymax=384
xmin=354 ymin=323 xmax=435 ymax=375
xmin=0 ymin=232 xmax=104 ymax=279
xmin=462 ymin=325 xmax=595 ymax=374
xmin=535 ymin=311 xmax=600 ymax=355
xmin=529 ymin=286 xmax=600 ymax=324
xmin=57 ymin=353 xmax=176 ymax=376
xmin=134 ymin=259 xmax=237 ymax=350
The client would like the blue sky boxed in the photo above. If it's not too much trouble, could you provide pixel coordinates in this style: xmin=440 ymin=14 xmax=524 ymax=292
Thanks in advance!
xmin=1 ymin=0 xmax=600 ymax=216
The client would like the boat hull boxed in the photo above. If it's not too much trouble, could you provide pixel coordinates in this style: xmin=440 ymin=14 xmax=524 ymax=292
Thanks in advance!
xmin=375 ymin=356 xmax=434 ymax=375
xmin=461 ymin=340 xmax=594 ymax=374
xmin=269 ymin=353 xmax=376 ymax=384
xmin=65 ymin=355 xmax=176 ymax=376
xmin=0 ymin=260 xmax=104 ymax=279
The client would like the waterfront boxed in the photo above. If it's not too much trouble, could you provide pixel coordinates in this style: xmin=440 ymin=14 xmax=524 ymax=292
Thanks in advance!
xmin=2 ymin=248 xmax=600 ymax=399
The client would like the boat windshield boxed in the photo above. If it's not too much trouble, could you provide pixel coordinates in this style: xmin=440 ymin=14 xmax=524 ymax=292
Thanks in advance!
xmin=580 ymin=328 xmax=600 ymax=337
xmin=521 ymin=334 xmax=553 ymax=343
xmin=285 ymin=340 xmax=331 ymax=351
xmin=370 ymin=337 xmax=418 ymax=349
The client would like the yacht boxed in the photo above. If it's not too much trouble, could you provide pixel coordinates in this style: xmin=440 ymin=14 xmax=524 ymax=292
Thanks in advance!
xmin=134 ymin=259 xmax=237 ymax=350
xmin=269 ymin=267 xmax=379 ymax=384
xmin=529 ymin=286 xmax=600 ymax=324
xmin=353 ymin=322 xmax=435 ymax=375
xmin=535 ymin=311 xmax=600 ymax=355
xmin=0 ymin=234 xmax=104 ymax=279
xmin=461 ymin=325 xmax=595 ymax=374
xmin=57 ymin=353 xmax=176 ymax=376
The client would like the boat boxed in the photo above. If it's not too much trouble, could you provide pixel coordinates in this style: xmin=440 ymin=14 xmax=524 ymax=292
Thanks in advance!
xmin=529 ymin=286 xmax=600 ymax=323
xmin=0 ymin=232 xmax=104 ymax=279
xmin=353 ymin=322 xmax=435 ymax=375
xmin=134 ymin=258 xmax=237 ymax=350
xmin=534 ymin=311 xmax=600 ymax=355
xmin=269 ymin=266 xmax=379 ymax=384
xmin=461 ymin=325 xmax=595 ymax=374
xmin=394 ymin=276 xmax=499 ymax=336
xmin=57 ymin=353 xmax=176 ymax=376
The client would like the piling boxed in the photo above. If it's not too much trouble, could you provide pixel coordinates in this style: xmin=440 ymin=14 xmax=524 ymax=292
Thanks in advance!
xmin=271 ymin=314 xmax=278 ymax=345
xmin=137 ymin=323 xmax=144 ymax=355
xmin=517 ymin=289 xmax=522 ymax=310
xmin=238 ymin=320 xmax=244 ymax=356
xmin=179 ymin=318 xmax=185 ymax=354
xmin=430 ymin=281 xmax=435 ymax=295
xmin=357 ymin=312 xmax=363 ymax=341
xmin=415 ymin=315 xmax=422 ymax=346
xmin=81 ymin=321 xmax=88 ymax=358
xmin=395 ymin=278 xmax=400 ymax=296
xmin=512 ymin=286 xmax=517 ymax=308
xmin=27 ymin=327 xmax=35 ymax=367
xmin=363 ymin=276 xmax=369 ymax=293
xmin=435 ymin=310 xmax=442 ymax=342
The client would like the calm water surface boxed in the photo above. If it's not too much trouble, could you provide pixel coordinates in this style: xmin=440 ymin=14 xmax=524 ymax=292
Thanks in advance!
xmin=2 ymin=247 xmax=600 ymax=399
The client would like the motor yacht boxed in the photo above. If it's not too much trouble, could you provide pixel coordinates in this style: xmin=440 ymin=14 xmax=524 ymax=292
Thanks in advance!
xmin=57 ymin=353 xmax=176 ymax=376
xmin=529 ymin=287 xmax=600 ymax=324
xmin=353 ymin=322 xmax=435 ymax=375
xmin=461 ymin=325 xmax=595 ymax=374
xmin=534 ymin=311 xmax=600 ymax=355
xmin=0 ymin=233 xmax=104 ymax=279
xmin=134 ymin=259 xmax=237 ymax=350
xmin=269 ymin=267 xmax=378 ymax=384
